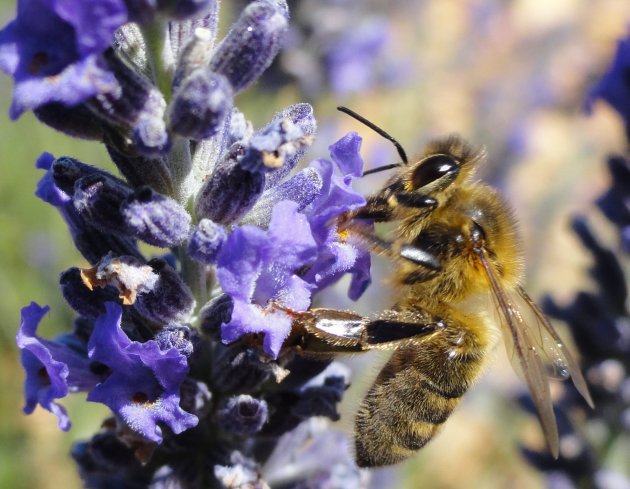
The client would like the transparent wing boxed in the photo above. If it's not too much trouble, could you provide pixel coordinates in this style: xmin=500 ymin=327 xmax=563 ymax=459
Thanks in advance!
xmin=514 ymin=287 xmax=593 ymax=408
xmin=475 ymin=248 xmax=592 ymax=458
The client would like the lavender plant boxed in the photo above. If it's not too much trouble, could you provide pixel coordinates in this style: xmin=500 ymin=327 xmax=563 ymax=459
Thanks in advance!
xmin=518 ymin=33 xmax=630 ymax=489
xmin=3 ymin=1 xmax=371 ymax=487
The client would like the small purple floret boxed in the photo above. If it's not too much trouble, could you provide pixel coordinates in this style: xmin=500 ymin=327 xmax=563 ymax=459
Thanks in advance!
xmin=87 ymin=302 xmax=198 ymax=443
xmin=217 ymin=200 xmax=317 ymax=358
xmin=17 ymin=302 xmax=99 ymax=431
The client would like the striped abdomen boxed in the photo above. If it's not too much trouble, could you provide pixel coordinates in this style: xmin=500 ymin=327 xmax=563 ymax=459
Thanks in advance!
xmin=354 ymin=324 xmax=489 ymax=467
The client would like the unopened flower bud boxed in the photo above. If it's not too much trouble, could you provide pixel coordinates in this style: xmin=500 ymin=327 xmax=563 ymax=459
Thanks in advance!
xmin=52 ymin=157 xmax=117 ymax=196
xmin=134 ymin=259 xmax=196 ymax=324
xmin=218 ymin=395 xmax=268 ymax=434
xmin=133 ymin=115 xmax=171 ymax=158
xmin=169 ymin=6 xmax=220 ymax=62
xmin=154 ymin=325 xmax=194 ymax=357
xmin=73 ymin=174 xmax=133 ymax=232
xmin=195 ymin=143 xmax=265 ymax=224
xmin=200 ymin=294 xmax=233 ymax=336
xmin=121 ymin=187 xmax=191 ymax=247
xmin=34 ymin=103 xmax=105 ymax=141
xmin=188 ymin=219 xmax=227 ymax=263
xmin=168 ymin=70 xmax=233 ymax=140
xmin=209 ymin=0 xmax=288 ymax=92
xmin=60 ymin=267 xmax=120 ymax=319
xmin=106 ymin=145 xmax=173 ymax=196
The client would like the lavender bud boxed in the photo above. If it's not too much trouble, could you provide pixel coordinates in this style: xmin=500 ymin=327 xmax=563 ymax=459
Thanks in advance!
xmin=239 ymin=118 xmax=311 ymax=174
xmin=88 ymin=49 xmax=153 ymax=128
xmin=34 ymin=103 xmax=105 ymax=141
xmin=200 ymin=294 xmax=233 ymax=336
xmin=114 ymin=23 xmax=149 ymax=76
xmin=292 ymin=376 xmax=347 ymax=421
xmin=157 ymin=0 xmax=216 ymax=20
xmin=52 ymin=157 xmax=118 ymax=196
xmin=218 ymin=395 xmax=268 ymax=435
xmin=73 ymin=174 xmax=133 ymax=232
xmin=172 ymin=27 xmax=216 ymax=90
xmin=168 ymin=70 xmax=233 ymax=140
xmin=106 ymin=145 xmax=174 ymax=196
xmin=154 ymin=325 xmax=194 ymax=357
xmin=133 ymin=114 xmax=171 ymax=158
xmin=121 ymin=187 xmax=191 ymax=247
xmin=265 ymin=103 xmax=317 ymax=188
xmin=188 ymin=219 xmax=227 ymax=263
xmin=60 ymin=267 xmax=120 ymax=319
xmin=211 ymin=347 xmax=271 ymax=394
xmin=72 ymin=226 xmax=143 ymax=265
xmin=134 ymin=258 xmax=196 ymax=324
xmin=195 ymin=143 xmax=265 ymax=224
xmin=209 ymin=0 xmax=288 ymax=92
xmin=169 ymin=4 xmax=220 ymax=61
xmin=179 ymin=379 xmax=212 ymax=418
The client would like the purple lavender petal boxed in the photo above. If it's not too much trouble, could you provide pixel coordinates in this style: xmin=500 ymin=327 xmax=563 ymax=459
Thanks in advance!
xmin=329 ymin=131 xmax=364 ymax=179
xmin=216 ymin=225 xmax=267 ymax=302
xmin=17 ymin=302 xmax=99 ymax=430
xmin=87 ymin=302 xmax=198 ymax=443
xmin=217 ymin=201 xmax=318 ymax=358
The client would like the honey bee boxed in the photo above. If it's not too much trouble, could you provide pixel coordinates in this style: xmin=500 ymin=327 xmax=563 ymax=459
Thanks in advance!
xmin=281 ymin=107 xmax=593 ymax=467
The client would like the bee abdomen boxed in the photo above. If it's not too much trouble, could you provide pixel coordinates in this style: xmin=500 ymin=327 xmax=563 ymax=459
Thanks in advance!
xmin=354 ymin=341 xmax=484 ymax=467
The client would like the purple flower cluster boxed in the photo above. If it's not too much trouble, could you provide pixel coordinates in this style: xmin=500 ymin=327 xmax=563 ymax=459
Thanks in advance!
xmin=3 ymin=1 xmax=370 ymax=486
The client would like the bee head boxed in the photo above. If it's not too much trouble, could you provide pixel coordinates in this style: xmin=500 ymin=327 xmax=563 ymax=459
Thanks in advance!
xmin=402 ymin=136 xmax=486 ymax=206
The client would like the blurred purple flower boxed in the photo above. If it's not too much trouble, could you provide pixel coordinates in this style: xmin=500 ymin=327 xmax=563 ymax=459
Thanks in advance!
xmin=0 ymin=0 xmax=126 ymax=118
xmin=586 ymin=33 xmax=630 ymax=132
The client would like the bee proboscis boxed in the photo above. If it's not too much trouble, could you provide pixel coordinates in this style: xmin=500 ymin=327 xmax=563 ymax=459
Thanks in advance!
xmin=281 ymin=107 xmax=593 ymax=467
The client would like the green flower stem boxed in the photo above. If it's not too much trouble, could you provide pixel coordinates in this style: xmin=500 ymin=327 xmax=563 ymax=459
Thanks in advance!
xmin=140 ymin=20 xmax=172 ymax=102
xmin=179 ymin=244 xmax=209 ymax=308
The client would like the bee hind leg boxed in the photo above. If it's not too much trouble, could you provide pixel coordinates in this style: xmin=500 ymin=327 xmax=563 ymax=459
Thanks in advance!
xmin=292 ymin=308 xmax=445 ymax=355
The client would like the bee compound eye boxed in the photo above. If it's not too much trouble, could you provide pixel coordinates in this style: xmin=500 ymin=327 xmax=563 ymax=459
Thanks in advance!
xmin=411 ymin=154 xmax=459 ymax=190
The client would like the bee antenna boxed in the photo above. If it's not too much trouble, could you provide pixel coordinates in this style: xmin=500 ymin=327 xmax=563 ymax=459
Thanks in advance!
xmin=337 ymin=106 xmax=409 ymax=165
xmin=362 ymin=163 xmax=402 ymax=176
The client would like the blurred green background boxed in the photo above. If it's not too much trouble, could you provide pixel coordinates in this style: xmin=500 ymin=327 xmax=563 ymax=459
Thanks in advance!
xmin=1 ymin=0 xmax=630 ymax=488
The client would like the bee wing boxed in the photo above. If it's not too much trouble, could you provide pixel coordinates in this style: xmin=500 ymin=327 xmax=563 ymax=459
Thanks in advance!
xmin=514 ymin=287 xmax=593 ymax=408
xmin=475 ymin=248 xmax=591 ymax=458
